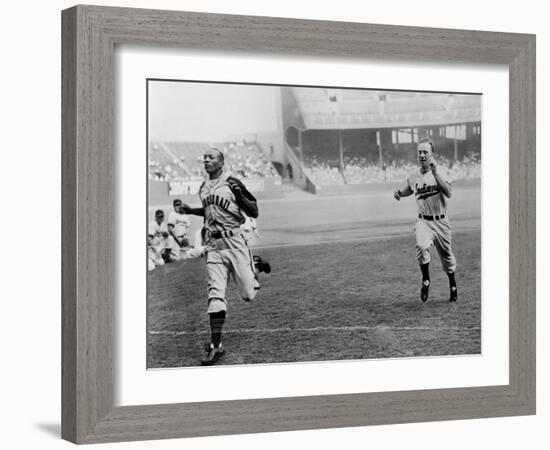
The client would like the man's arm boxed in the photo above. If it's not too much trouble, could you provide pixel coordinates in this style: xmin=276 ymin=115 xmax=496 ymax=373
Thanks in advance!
xmin=394 ymin=183 xmax=413 ymax=201
xmin=179 ymin=205 xmax=205 ymax=216
xmin=430 ymin=163 xmax=452 ymax=198
xmin=167 ymin=223 xmax=180 ymax=244
xmin=167 ymin=223 xmax=188 ymax=247
xmin=166 ymin=214 xmax=179 ymax=244
xmin=227 ymin=176 xmax=259 ymax=218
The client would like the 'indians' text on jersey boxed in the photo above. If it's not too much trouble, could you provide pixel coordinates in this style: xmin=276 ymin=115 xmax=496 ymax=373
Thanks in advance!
xmin=407 ymin=168 xmax=453 ymax=216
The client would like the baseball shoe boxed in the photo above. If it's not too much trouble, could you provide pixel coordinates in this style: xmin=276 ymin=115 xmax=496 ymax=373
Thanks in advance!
xmin=201 ymin=343 xmax=225 ymax=366
xmin=253 ymin=255 xmax=271 ymax=274
xmin=449 ymin=286 xmax=458 ymax=302
xmin=420 ymin=280 xmax=430 ymax=302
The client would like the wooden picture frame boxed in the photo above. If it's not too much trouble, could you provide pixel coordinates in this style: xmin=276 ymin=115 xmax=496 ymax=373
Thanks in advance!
xmin=61 ymin=5 xmax=536 ymax=444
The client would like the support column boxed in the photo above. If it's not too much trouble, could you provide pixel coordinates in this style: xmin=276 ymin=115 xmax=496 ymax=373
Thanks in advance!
xmin=454 ymin=124 xmax=458 ymax=161
xmin=377 ymin=130 xmax=383 ymax=169
xmin=298 ymin=129 xmax=303 ymax=167
xmin=339 ymin=130 xmax=344 ymax=169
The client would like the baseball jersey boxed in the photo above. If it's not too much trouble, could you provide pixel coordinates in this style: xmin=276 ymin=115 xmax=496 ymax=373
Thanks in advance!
xmin=406 ymin=167 xmax=453 ymax=216
xmin=148 ymin=220 xmax=168 ymax=238
xmin=167 ymin=210 xmax=190 ymax=237
xmin=148 ymin=220 xmax=169 ymax=249
xmin=199 ymin=171 xmax=258 ymax=249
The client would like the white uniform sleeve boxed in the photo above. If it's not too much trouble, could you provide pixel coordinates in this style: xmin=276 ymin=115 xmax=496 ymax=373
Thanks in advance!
xmin=167 ymin=212 xmax=176 ymax=227
xmin=148 ymin=221 xmax=157 ymax=236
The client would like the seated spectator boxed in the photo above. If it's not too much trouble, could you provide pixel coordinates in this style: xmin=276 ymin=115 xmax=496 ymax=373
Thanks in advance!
xmin=148 ymin=234 xmax=165 ymax=271
xmin=167 ymin=199 xmax=191 ymax=258
xmin=147 ymin=209 xmax=170 ymax=268
xmin=165 ymin=225 xmax=192 ymax=261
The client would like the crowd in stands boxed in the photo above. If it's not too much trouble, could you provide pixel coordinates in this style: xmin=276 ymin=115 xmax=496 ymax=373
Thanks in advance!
xmin=303 ymin=152 xmax=482 ymax=186
xmin=148 ymin=160 xmax=179 ymax=182
xmin=223 ymin=142 xmax=278 ymax=178
xmin=148 ymin=141 xmax=278 ymax=182
xmin=343 ymin=157 xmax=391 ymax=184
xmin=305 ymin=163 xmax=345 ymax=185
xmin=148 ymin=143 xmax=187 ymax=181
xmin=441 ymin=152 xmax=481 ymax=179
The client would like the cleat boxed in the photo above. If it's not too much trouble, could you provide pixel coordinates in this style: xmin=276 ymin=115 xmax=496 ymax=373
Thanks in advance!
xmin=253 ymin=255 xmax=271 ymax=274
xmin=251 ymin=275 xmax=261 ymax=294
xmin=449 ymin=286 xmax=458 ymax=302
xmin=201 ymin=343 xmax=225 ymax=366
xmin=420 ymin=280 xmax=430 ymax=302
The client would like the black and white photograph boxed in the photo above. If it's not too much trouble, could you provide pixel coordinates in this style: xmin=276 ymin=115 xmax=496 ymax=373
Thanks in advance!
xmin=2 ymin=0 xmax=544 ymax=447
xmin=146 ymin=80 xmax=482 ymax=368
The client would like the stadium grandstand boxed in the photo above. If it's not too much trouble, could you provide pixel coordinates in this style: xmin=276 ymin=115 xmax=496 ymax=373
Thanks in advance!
xmin=280 ymin=87 xmax=481 ymax=193
xmin=148 ymin=140 xmax=282 ymax=203
xmin=148 ymin=86 xmax=481 ymax=203
xmin=149 ymin=141 xmax=279 ymax=181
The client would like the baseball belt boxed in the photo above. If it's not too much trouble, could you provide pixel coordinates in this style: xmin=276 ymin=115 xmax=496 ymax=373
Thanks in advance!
xmin=418 ymin=214 xmax=446 ymax=221
xmin=210 ymin=228 xmax=240 ymax=239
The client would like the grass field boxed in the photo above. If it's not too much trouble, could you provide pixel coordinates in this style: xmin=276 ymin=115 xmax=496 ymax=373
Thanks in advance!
xmin=147 ymin=187 xmax=481 ymax=368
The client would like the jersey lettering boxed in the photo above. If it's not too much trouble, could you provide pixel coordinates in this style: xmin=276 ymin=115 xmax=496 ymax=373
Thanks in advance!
xmin=407 ymin=169 xmax=448 ymax=216
xmin=202 ymin=194 xmax=231 ymax=212
xmin=415 ymin=183 xmax=440 ymax=200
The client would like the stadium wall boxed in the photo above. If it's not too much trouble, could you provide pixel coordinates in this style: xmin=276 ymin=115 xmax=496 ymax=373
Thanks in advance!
xmin=149 ymin=180 xmax=169 ymax=205
xmin=312 ymin=177 xmax=481 ymax=196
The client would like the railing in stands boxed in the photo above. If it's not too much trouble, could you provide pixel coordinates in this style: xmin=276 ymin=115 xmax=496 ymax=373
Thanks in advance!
xmin=283 ymin=141 xmax=317 ymax=194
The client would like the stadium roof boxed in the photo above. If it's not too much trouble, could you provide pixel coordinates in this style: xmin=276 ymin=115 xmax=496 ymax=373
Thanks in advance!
xmin=291 ymin=88 xmax=481 ymax=130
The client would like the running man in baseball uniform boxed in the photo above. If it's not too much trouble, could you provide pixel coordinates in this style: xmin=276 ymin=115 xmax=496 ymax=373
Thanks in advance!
xmin=393 ymin=138 xmax=458 ymax=303
xmin=180 ymin=147 xmax=271 ymax=366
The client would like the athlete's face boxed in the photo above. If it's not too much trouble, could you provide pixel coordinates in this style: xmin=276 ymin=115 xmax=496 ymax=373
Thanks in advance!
xmin=155 ymin=212 xmax=164 ymax=224
xmin=417 ymin=142 xmax=432 ymax=169
xmin=203 ymin=150 xmax=224 ymax=177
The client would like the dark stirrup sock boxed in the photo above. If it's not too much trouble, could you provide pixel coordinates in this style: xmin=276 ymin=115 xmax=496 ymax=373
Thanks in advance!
xmin=209 ymin=311 xmax=226 ymax=348
xmin=447 ymin=271 xmax=456 ymax=288
xmin=420 ymin=263 xmax=430 ymax=283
